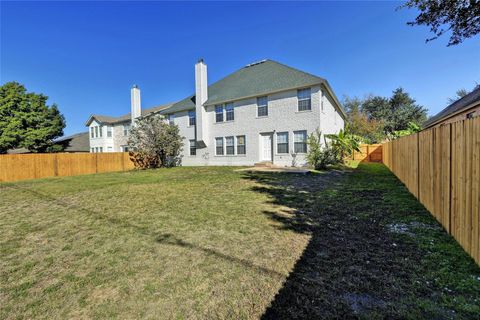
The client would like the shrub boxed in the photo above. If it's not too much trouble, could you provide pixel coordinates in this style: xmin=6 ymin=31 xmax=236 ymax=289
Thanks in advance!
xmin=127 ymin=115 xmax=183 ymax=169
xmin=306 ymin=129 xmax=340 ymax=170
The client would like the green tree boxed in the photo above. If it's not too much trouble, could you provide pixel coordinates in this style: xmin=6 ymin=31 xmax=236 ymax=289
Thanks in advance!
xmin=391 ymin=121 xmax=422 ymax=138
xmin=343 ymin=96 xmax=386 ymax=143
xmin=362 ymin=88 xmax=428 ymax=135
xmin=401 ymin=0 xmax=480 ymax=46
xmin=0 ymin=82 xmax=66 ymax=153
xmin=128 ymin=115 xmax=183 ymax=169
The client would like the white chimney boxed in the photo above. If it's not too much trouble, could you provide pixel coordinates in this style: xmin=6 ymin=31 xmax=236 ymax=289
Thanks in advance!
xmin=131 ymin=84 xmax=141 ymax=124
xmin=195 ymin=59 xmax=208 ymax=145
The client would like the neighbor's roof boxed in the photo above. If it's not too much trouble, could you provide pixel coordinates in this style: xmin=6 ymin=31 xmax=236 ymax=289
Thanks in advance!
xmin=85 ymin=102 xmax=174 ymax=126
xmin=54 ymin=132 xmax=90 ymax=152
xmin=161 ymin=59 xmax=346 ymax=118
xmin=423 ymin=86 xmax=480 ymax=129
xmin=7 ymin=132 xmax=90 ymax=154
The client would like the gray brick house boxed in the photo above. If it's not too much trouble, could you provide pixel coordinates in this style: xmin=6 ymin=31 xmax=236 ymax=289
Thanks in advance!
xmin=86 ymin=59 xmax=346 ymax=166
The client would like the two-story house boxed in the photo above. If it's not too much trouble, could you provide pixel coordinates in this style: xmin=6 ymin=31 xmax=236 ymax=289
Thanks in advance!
xmin=86 ymin=59 xmax=346 ymax=166
xmin=85 ymin=90 xmax=173 ymax=153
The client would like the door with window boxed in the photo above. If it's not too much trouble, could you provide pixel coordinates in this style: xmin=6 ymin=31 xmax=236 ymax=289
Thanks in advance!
xmin=260 ymin=133 xmax=273 ymax=161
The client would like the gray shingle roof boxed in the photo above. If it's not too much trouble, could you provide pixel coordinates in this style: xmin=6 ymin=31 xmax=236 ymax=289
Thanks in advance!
xmin=8 ymin=132 xmax=90 ymax=154
xmin=54 ymin=132 xmax=90 ymax=152
xmin=161 ymin=59 xmax=345 ymax=117
xmin=423 ymin=86 xmax=480 ymax=129
xmin=86 ymin=102 xmax=174 ymax=126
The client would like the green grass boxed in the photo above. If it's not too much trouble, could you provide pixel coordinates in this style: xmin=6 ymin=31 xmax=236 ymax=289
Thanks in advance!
xmin=1 ymin=164 xmax=479 ymax=319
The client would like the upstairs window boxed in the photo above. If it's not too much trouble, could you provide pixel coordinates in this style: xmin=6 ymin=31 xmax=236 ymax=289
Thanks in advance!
xmin=90 ymin=127 xmax=94 ymax=138
xmin=257 ymin=96 xmax=268 ymax=117
xmin=297 ymin=88 xmax=312 ymax=111
xmin=99 ymin=126 xmax=103 ymax=138
xmin=225 ymin=103 xmax=234 ymax=121
xmin=123 ymin=124 xmax=130 ymax=136
xmin=237 ymin=135 xmax=246 ymax=155
xmin=277 ymin=132 xmax=289 ymax=154
xmin=107 ymin=126 xmax=112 ymax=137
xmin=215 ymin=105 xmax=223 ymax=122
xmin=189 ymin=140 xmax=196 ymax=156
xmin=188 ymin=111 xmax=196 ymax=126
xmin=215 ymin=137 xmax=224 ymax=155
xmin=95 ymin=126 xmax=99 ymax=138
xmin=294 ymin=130 xmax=307 ymax=153
xmin=226 ymin=136 xmax=234 ymax=155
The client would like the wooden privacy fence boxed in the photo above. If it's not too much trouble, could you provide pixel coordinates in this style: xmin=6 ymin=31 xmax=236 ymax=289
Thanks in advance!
xmin=0 ymin=152 xmax=134 ymax=183
xmin=348 ymin=144 xmax=383 ymax=162
xmin=382 ymin=116 xmax=480 ymax=264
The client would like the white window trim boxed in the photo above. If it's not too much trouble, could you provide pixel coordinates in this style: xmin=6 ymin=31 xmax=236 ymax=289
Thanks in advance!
xmin=236 ymin=135 xmax=246 ymax=155
xmin=215 ymin=137 xmax=224 ymax=156
xmin=293 ymin=130 xmax=308 ymax=154
xmin=276 ymin=132 xmax=289 ymax=155
xmin=257 ymin=96 xmax=268 ymax=118
xmin=297 ymin=88 xmax=312 ymax=112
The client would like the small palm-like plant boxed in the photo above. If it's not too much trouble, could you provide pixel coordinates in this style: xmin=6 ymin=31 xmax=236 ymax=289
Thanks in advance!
xmin=325 ymin=126 xmax=362 ymax=161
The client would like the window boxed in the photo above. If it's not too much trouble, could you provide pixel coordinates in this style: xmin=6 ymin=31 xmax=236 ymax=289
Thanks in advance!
xmin=215 ymin=105 xmax=223 ymax=122
xmin=257 ymin=96 xmax=268 ymax=117
xmin=99 ymin=147 xmax=103 ymax=153
xmin=107 ymin=146 xmax=113 ymax=152
xmin=215 ymin=137 xmax=224 ymax=155
xmin=225 ymin=103 xmax=234 ymax=121
xmin=123 ymin=124 xmax=130 ymax=136
xmin=90 ymin=127 xmax=94 ymax=138
xmin=277 ymin=132 xmax=289 ymax=154
xmin=226 ymin=136 xmax=234 ymax=155
xmin=237 ymin=135 xmax=246 ymax=155
xmin=188 ymin=111 xmax=196 ymax=126
xmin=91 ymin=147 xmax=94 ymax=153
xmin=189 ymin=140 xmax=196 ymax=156
xmin=95 ymin=126 xmax=99 ymax=138
xmin=107 ymin=126 xmax=112 ymax=137
xmin=294 ymin=131 xmax=307 ymax=153
xmin=99 ymin=126 xmax=103 ymax=138
xmin=121 ymin=145 xmax=129 ymax=152
xmin=297 ymin=88 xmax=312 ymax=111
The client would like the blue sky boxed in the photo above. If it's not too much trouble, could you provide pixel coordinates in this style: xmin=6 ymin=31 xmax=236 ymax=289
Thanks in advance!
xmin=1 ymin=1 xmax=479 ymax=136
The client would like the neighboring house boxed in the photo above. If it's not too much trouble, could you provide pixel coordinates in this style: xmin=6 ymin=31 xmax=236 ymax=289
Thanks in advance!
xmin=7 ymin=132 xmax=90 ymax=154
xmin=85 ymin=98 xmax=174 ymax=153
xmin=54 ymin=132 xmax=90 ymax=153
xmin=86 ymin=59 xmax=346 ymax=166
xmin=423 ymin=86 xmax=480 ymax=129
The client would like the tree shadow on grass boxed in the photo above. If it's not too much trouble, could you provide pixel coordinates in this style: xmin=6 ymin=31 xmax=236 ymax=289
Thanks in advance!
xmin=241 ymin=167 xmax=457 ymax=319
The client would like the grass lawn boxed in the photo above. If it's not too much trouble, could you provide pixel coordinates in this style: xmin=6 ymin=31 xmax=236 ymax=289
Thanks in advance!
xmin=1 ymin=163 xmax=479 ymax=319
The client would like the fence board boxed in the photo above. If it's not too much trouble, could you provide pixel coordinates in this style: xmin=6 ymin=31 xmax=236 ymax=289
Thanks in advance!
xmin=0 ymin=152 xmax=134 ymax=182
xmin=350 ymin=144 xmax=383 ymax=162
xmin=382 ymin=116 xmax=479 ymax=265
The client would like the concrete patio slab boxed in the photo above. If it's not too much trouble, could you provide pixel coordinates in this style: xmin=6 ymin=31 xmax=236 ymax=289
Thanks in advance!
xmin=235 ymin=167 xmax=312 ymax=174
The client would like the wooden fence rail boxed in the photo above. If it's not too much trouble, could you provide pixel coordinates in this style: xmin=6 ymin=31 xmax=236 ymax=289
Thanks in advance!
xmin=0 ymin=152 xmax=134 ymax=183
xmin=382 ymin=116 xmax=480 ymax=264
